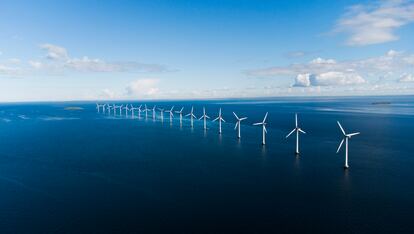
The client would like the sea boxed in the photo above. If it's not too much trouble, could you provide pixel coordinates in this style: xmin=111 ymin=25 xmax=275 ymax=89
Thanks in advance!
xmin=0 ymin=95 xmax=413 ymax=233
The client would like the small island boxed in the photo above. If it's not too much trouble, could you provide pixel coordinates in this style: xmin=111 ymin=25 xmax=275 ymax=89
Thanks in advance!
xmin=372 ymin=101 xmax=391 ymax=105
xmin=64 ymin=106 xmax=84 ymax=110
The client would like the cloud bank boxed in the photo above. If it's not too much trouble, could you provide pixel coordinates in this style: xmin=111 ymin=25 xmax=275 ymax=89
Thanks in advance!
xmin=334 ymin=0 xmax=414 ymax=46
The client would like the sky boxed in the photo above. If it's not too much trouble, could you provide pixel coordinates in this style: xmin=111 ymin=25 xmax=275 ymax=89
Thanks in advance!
xmin=1 ymin=0 xmax=414 ymax=102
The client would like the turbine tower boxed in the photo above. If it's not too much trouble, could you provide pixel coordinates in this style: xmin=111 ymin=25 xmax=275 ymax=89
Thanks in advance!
xmin=185 ymin=106 xmax=197 ymax=128
xmin=122 ymin=104 xmax=129 ymax=117
xmin=158 ymin=107 xmax=165 ymax=121
xmin=286 ymin=114 xmax=306 ymax=154
xmin=137 ymin=104 xmax=142 ymax=118
xmin=144 ymin=104 xmax=148 ymax=119
xmin=233 ymin=112 xmax=247 ymax=139
xmin=253 ymin=112 xmax=268 ymax=145
xmin=212 ymin=108 xmax=226 ymax=134
xmin=118 ymin=104 xmax=124 ymax=116
xmin=130 ymin=104 xmax=140 ymax=118
xmin=151 ymin=105 xmax=157 ymax=120
xmin=175 ymin=107 xmax=184 ymax=125
xmin=336 ymin=121 xmax=360 ymax=169
xmin=166 ymin=106 xmax=174 ymax=122
xmin=198 ymin=107 xmax=210 ymax=130
xmin=112 ymin=104 xmax=117 ymax=116
xmin=106 ymin=104 xmax=112 ymax=115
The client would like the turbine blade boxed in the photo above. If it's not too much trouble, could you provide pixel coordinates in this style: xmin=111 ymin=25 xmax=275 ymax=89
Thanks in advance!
xmin=221 ymin=118 xmax=226 ymax=122
xmin=337 ymin=121 xmax=346 ymax=135
xmin=198 ymin=116 xmax=203 ymax=120
xmin=240 ymin=117 xmax=247 ymax=121
xmin=233 ymin=112 xmax=239 ymax=120
xmin=336 ymin=139 xmax=345 ymax=153
xmin=253 ymin=122 xmax=262 ymax=126
xmin=234 ymin=122 xmax=239 ymax=130
xmin=347 ymin=132 xmax=360 ymax=137
xmin=263 ymin=112 xmax=268 ymax=122
xmin=299 ymin=129 xmax=306 ymax=134
xmin=264 ymin=125 xmax=267 ymax=133
xmin=286 ymin=129 xmax=295 ymax=138
xmin=213 ymin=117 xmax=219 ymax=122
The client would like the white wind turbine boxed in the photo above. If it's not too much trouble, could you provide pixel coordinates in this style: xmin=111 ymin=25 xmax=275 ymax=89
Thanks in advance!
xmin=166 ymin=106 xmax=174 ymax=122
xmin=122 ymin=104 xmax=130 ymax=117
xmin=96 ymin=103 xmax=105 ymax=113
xmin=151 ymin=105 xmax=157 ymax=120
xmin=185 ymin=106 xmax=197 ymax=128
xmin=130 ymin=104 xmax=140 ymax=118
xmin=233 ymin=112 xmax=247 ymax=139
xmin=286 ymin=114 xmax=306 ymax=154
xmin=198 ymin=107 xmax=210 ymax=130
xmin=144 ymin=104 xmax=149 ymax=119
xmin=118 ymin=104 xmax=124 ymax=116
xmin=112 ymin=104 xmax=117 ymax=116
xmin=158 ymin=107 xmax=165 ymax=121
xmin=253 ymin=112 xmax=268 ymax=145
xmin=336 ymin=121 xmax=360 ymax=169
xmin=212 ymin=108 xmax=226 ymax=134
xmin=137 ymin=105 xmax=142 ymax=118
xmin=175 ymin=107 xmax=184 ymax=125
xmin=106 ymin=104 xmax=112 ymax=115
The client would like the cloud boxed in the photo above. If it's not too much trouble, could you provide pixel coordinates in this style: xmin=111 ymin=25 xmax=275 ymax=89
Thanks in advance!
xmin=101 ymin=88 xmax=116 ymax=99
xmin=37 ymin=43 xmax=170 ymax=73
xmin=246 ymin=50 xmax=414 ymax=86
xmin=334 ymin=0 xmax=414 ymax=46
xmin=399 ymin=73 xmax=414 ymax=82
xmin=294 ymin=72 xmax=365 ymax=87
xmin=40 ymin=44 xmax=69 ymax=60
xmin=125 ymin=78 xmax=160 ymax=97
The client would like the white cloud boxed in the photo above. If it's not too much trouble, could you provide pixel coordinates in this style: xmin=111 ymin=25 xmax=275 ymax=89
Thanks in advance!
xmin=125 ymin=78 xmax=160 ymax=97
xmin=8 ymin=58 xmax=21 ymax=64
xmin=29 ymin=60 xmax=43 ymax=69
xmin=101 ymin=89 xmax=116 ymax=99
xmin=334 ymin=0 xmax=414 ymax=46
xmin=0 ymin=64 xmax=21 ymax=77
xmin=294 ymin=72 xmax=365 ymax=87
xmin=36 ymin=43 xmax=170 ymax=73
xmin=399 ymin=73 xmax=414 ymax=82
xmin=40 ymin=43 xmax=69 ymax=60
xmin=247 ymin=50 xmax=414 ymax=86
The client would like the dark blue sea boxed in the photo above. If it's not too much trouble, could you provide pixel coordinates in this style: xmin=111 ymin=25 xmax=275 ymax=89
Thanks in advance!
xmin=1 ymin=96 xmax=413 ymax=233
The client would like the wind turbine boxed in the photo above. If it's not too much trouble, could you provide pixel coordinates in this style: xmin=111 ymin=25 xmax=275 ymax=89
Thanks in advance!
xmin=106 ymin=104 xmax=112 ymax=115
xmin=253 ymin=112 xmax=268 ymax=145
xmin=130 ymin=104 xmax=140 ymax=118
xmin=166 ymin=106 xmax=174 ymax=122
xmin=151 ymin=105 xmax=157 ymax=120
xmin=122 ymin=104 xmax=129 ymax=117
xmin=137 ymin=104 xmax=142 ymax=118
xmin=118 ymin=104 xmax=124 ymax=116
xmin=158 ymin=107 xmax=165 ymax=121
xmin=233 ymin=112 xmax=247 ymax=139
xmin=96 ymin=103 xmax=105 ymax=113
xmin=175 ymin=107 xmax=184 ymax=125
xmin=212 ymin=108 xmax=226 ymax=134
xmin=199 ymin=107 xmax=210 ymax=130
xmin=286 ymin=114 xmax=306 ymax=154
xmin=112 ymin=104 xmax=117 ymax=116
xmin=336 ymin=121 xmax=360 ymax=169
xmin=144 ymin=104 xmax=149 ymax=119
xmin=185 ymin=106 xmax=197 ymax=128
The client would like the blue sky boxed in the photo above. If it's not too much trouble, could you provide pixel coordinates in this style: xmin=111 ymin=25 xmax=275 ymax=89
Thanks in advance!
xmin=1 ymin=0 xmax=414 ymax=101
